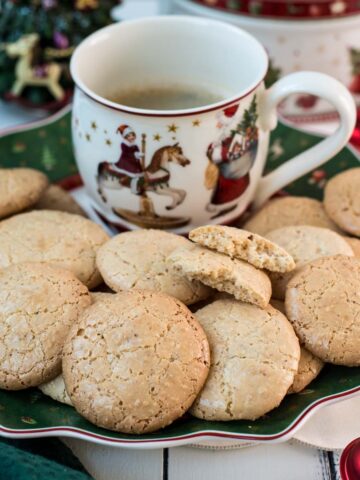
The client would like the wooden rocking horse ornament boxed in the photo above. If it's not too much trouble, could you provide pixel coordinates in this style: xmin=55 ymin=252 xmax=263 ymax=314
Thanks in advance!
xmin=4 ymin=33 xmax=65 ymax=100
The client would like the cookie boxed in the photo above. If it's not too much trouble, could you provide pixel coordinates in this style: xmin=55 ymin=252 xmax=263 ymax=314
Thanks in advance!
xmin=190 ymin=225 xmax=295 ymax=273
xmin=0 ymin=263 xmax=91 ymax=390
xmin=90 ymin=291 xmax=113 ymax=302
xmin=168 ymin=244 xmax=271 ymax=307
xmin=0 ymin=210 xmax=109 ymax=288
xmin=266 ymin=226 xmax=354 ymax=299
xmin=243 ymin=197 xmax=340 ymax=236
xmin=96 ymin=230 xmax=211 ymax=305
xmin=34 ymin=185 xmax=87 ymax=217
xmin=270 ymin=300 xmax=324 ymax=394
xmin=39 ymin=291 xmax=113 ymax=405
xmin=62 ymin=290 xmax=210 ymax=434
xmin=285 ymin=255 xmax=360 ymax=366
xmin=190 ymin=299 xmax=300 ymax=421
xmin=324 ymin=168 xmax=360 ymax=236
xmin=38 ymin=374 xmax=72 ymax=406
xmin=346 ymin=237 xmax=360 ymax=257
xmin=288 ymin=348 xmax=324 ymax=394
xmin=0 ymin=168 xmax=48 ymax=219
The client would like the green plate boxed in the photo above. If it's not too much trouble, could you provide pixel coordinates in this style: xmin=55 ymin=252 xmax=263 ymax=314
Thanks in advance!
xmin=0 ymin=106 xmax=359 ymax=448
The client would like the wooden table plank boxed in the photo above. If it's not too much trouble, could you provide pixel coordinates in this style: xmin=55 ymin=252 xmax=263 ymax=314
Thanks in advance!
xmin=63 ymin=438 xmax=164 ymax=480
xmin=168 ymin=442 xmax=332 ymax=480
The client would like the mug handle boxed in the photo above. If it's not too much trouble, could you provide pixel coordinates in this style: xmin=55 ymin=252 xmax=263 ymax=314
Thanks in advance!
xmin=253 ymin=71 xmax=357 ymax=208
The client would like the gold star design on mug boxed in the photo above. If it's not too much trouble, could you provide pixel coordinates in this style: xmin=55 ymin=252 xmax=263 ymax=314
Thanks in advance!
xmin=91 ymin=121 xmax=97 ymax=130
xmin=153 ymin=134 xmax=162 ymax=141
xmin=168 ymin=123 xmax=179 ymax=133
xmin=105 ymin=138 xmax=112 ymax=146
xmin=192 ymin=120 xmax=201 ymax=127
xmin=85 ymin=133 xmax=91 ymax=141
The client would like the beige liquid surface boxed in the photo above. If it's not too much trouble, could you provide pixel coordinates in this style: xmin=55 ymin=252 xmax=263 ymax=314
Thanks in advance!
xmin=107 ymin=85 xmax=226 ymax=110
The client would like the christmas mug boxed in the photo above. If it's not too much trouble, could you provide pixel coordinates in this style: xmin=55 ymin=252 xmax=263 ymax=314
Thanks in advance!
xmin=70 ymin=16 xmax=356 ymax=232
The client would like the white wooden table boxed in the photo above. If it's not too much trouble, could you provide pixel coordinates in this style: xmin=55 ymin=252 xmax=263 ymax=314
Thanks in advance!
xmin=0 ymin=0 xmax=348 ymax=476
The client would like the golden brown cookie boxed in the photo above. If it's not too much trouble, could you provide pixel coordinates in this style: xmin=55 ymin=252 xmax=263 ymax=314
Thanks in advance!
xmin=62 ymin=290 xmax=210 ymax=434
xmin=34 ymin=185 xmax=87 ymax=217
xmin=168 ymin=244 xmax=271 ymax=308
xmin=266 ymin=226 xmax=354 ymax=299
xmin=285 ymin=255 xmax=360 ymax=366
xmin=96 ymin=230 xmax=211 ymax=305
xmin=0 ymin=168 xmax=48 ymax=219
xmin=189 ymin=225 xmax=295 ymax=273
xmin=270 ymin=300 xmax=324 ymax=393
xmin=0 ymin=210 xmax=109 ymax=288
xmin=288 ymin=348 xmax=324 ymax=394
xmin=346 ymin=237 xmax=360 ymax=257
xmin=0 ymin=263 xmax=91 ymax=390
xmin=243 ymin=197 xmax=340 ymax=235
xmin=324 ymin=168 xmax=360 ymax=236
xmin=190 ymin=299 xmax=300 ymax=421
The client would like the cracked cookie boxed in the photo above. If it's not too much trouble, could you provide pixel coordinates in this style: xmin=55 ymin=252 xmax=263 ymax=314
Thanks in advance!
xmin=0 ymin=210 xmax=109 ymax=288
xmin=62 ymin=290 xmax=210 ymax=434
xmin=168 ymin=244 xmax=271 ymax=307
xmin=190 ymin=299 xmax=300 ymax=421
xmin=96 ymin=229 xmax=212 ymax=305
xmin=0 ymin=168 xmax=48 ymax=219
xmin=39 ymin=291 xmax=113 ymax=405
xmin=243 ymin=197 xmax=340 ymax=235
xmin=189 ymin=225 xmax=295 ymax=273
xmin=270 ymin=300 xmax=324 ymax=394
xmin=266 ymin=226 xmax=354 ymax=299
xmin=324 ymin=168 xmax=360 ymax=237
xmin=285 ymin=255 xmax=360 ymax=366
xmin=0 ymin=262 xmax=91 ymax=390
xmin=34 ymin=185 xmax=86 ymax=217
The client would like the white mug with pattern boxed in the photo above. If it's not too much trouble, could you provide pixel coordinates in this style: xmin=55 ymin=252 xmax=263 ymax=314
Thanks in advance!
xmin=71 ymin=16 xmax=356 ymax=232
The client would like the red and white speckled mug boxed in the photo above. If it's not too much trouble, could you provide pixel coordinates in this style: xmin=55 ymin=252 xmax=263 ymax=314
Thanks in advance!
xmin=71 ymin=16 xmax=356 ymax=232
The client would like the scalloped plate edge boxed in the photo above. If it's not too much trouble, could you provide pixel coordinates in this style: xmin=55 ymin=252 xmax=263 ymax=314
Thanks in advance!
xmin=0 ymin=387 xmax=359 ymax=449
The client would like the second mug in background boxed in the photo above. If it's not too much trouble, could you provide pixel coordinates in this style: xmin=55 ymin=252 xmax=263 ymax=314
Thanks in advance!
xmin=171 ymin=0 xmax=360 ymax=121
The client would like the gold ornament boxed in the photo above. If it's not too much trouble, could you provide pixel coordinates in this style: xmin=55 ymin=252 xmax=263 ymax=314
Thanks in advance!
xmin=4 ymin=33 xmax=64 ymax=100
xmin=75 ymin=0 xmax=99 ymax=10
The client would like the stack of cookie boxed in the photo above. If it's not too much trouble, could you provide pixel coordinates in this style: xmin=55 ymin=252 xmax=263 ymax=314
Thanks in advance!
xmin=0 ymin=168 xmax=213 ymax=434
xmin=0 ymin=165 xmax=359 ymax=435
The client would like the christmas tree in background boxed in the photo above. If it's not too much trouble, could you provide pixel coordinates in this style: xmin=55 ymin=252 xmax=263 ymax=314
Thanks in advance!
xmin=349 ymin=48 xmax=360 ymax=94
xmin=264 ymin=58 xmax=282 ymax=88
xmin=41 ymin=145 xmax=57 ymax=171
xmin=0 ymin=0 xmax=118 ymax=108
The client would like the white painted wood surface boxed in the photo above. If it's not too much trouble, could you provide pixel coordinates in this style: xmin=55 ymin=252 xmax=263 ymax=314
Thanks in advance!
xmin=63 ymin=438 xmax=338 ymax=480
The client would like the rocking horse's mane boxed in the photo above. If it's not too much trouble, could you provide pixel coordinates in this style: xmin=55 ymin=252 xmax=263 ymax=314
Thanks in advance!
xmin=146 ymin=146 xmax=171 ymax=173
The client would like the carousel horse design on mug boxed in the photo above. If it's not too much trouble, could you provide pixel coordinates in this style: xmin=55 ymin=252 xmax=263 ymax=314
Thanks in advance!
xmin=205 ymin=98 xmax=259 ymax=218
xmin=97 ymin=124 xmax=191 ymax=228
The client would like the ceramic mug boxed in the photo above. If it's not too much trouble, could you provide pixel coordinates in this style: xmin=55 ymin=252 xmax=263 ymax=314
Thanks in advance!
xmin=70 ymin=16 xmax=356 ymax=232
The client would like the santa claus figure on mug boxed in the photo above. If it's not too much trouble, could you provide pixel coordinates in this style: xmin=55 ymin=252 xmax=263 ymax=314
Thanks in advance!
xmin=206 ymin=97 xmax=259 ymax=216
